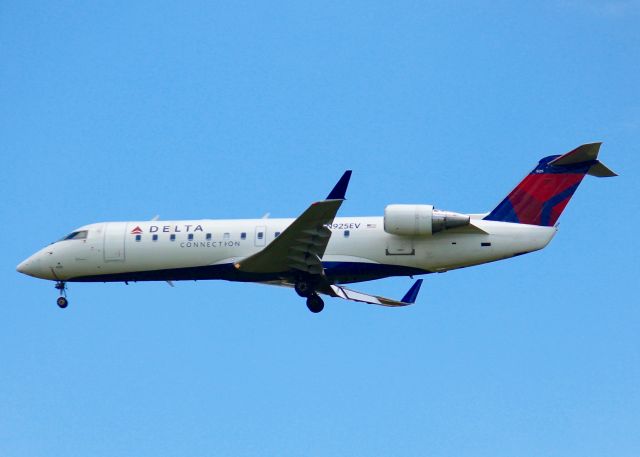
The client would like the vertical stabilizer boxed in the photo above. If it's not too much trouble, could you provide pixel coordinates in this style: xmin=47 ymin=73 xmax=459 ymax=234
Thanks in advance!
xmin=484 ymin=143 xmax=616 ymax=226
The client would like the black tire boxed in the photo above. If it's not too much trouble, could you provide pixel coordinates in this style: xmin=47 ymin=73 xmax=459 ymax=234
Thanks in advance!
xmin=295 ymin=281 xmax=312 ymax=298
xmin=306 ymin=295 xmax=324 ymax=313
xmin=56 ymin=297 xmax=68 ymax=309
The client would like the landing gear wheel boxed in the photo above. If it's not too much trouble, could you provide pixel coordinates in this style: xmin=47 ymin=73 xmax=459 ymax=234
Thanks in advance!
xmin=295 ymin=281 xmax=313 ymax=298
xmin=54 ymin=281 xmax=68 ymax=309
xmin=306 ymin=294 xmax=324 ymax=313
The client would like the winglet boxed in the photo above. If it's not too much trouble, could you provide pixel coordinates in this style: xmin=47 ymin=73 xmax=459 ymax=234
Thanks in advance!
xmin=401 ymin=279 xmax=423 ymax=304
xmin=326 ymin=170 xmax=352 ymax=200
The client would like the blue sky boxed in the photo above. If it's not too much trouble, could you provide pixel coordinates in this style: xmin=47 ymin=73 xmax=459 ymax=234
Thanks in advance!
xmin=2 ymin=1 xmax=639 ymax=455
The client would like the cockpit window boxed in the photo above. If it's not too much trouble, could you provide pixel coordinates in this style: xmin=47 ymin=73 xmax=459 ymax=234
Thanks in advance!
xmin=59 ymin=230 xmax=88 ymax=241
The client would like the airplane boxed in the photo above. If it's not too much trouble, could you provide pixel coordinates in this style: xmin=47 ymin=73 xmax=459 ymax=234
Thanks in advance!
xmin=17 ymin=143 xmax=616 ymax=313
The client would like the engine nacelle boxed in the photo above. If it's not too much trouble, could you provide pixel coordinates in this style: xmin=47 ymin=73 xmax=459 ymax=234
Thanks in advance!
xmin=383 ymin=204 xmax=470 ymax=236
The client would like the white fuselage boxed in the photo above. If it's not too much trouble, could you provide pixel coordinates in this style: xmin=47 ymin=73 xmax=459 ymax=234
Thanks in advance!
xmin=18 ymin=216 xmax=556 ymax=284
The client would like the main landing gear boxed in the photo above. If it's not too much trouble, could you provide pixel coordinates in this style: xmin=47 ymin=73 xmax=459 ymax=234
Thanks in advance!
xmin=295 ymin=279 xmax=325 ymax=313
xmin=306 ymin=294 xmax=324 ymax=313
xmin=294 ymin=280 xmax=313 ymax=298
xmin=55 ymin=281 xmax=68 ymax=309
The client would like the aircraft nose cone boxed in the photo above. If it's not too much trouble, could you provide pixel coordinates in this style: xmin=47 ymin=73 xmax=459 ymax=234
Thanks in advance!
xmin=17 ymin=256 xmax=41 ymax=277
xmin=17 ymin=259 xmax=29 ymax=274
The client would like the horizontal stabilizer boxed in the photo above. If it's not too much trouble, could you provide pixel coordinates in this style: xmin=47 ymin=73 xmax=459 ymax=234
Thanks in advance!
xmin=548 ymin=142 xmax=602 ymax=166
xmin=549 ymin=142 xmax=617 ymax=177
xmin=587 ymin=161 xmax=618 ymax=177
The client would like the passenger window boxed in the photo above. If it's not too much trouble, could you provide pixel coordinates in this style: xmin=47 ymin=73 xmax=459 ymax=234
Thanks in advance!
xmin=135 ymin=234 xmax=141 ymax=242
xmin=152 ymin=234 xmax=158 ymax=241
xmin=344 ymin=230 xmax=350 ymax=238
xmin=241 ymin=232 xmax=247 ymax=240
xmin=257 ymin=232 xmax=264 ymax=240
xmin=188 ymin=234 xmax=194 ymax=241
xmin=170 ymin=234 xmax=176 ymax=241
xmin=206 ymin=233 xmax=212 ymax=240
xmin=275 ymin=231 xmax=281 ymax=238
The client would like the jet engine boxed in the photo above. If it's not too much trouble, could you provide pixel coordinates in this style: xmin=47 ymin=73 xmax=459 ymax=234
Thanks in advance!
xmin=383 ymin=204 xmax=470 ymax=236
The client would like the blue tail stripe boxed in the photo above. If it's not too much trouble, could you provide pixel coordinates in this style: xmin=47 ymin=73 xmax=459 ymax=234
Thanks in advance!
xmin=540 ymin=182 xmax=580 ymax=226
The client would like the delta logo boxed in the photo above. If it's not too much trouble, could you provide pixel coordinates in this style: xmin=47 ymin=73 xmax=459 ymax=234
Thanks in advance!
xmin=129 ymin=224 xmax=205 ymax=235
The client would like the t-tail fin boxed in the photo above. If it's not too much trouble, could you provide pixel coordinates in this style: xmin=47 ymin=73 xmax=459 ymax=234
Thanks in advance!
xmin=484 ymin=143 xmax=617 ymax=227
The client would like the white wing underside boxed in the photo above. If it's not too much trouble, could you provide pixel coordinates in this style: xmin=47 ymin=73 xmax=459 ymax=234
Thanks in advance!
xmin=328 ymin=284 xmax=416 ymax=307
xmin=257 ymin=280 xmax=419 ymax=307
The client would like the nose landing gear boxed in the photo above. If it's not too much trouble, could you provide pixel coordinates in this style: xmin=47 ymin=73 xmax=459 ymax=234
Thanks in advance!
xmin=55 ymin=281 xmax=68 ymax=309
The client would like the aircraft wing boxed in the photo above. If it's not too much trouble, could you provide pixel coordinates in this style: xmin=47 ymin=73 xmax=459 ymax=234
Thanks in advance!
xmin=323 ymin=279 xmax=423 ymax=307
xmin=234 ymin=171 xmax=352 ymax=275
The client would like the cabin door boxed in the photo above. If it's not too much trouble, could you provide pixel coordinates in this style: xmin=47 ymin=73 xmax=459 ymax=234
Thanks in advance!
xmin=103 ymin=222 xmax=127 ymax=261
